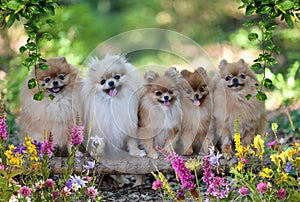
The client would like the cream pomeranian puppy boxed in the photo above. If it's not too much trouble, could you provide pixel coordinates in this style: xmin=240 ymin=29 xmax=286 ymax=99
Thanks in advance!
xmin=19 ymin=56 xmax=82 ymax=153
xmin=138 ymin=68 xmax=182 ymax=159
xmin=178 ymin=67 xmax=213 ymax=156
xmin=82 ymin=54 xmax=145 ymax=158
xmin=213 ymin=59 xmax=267 ymax=156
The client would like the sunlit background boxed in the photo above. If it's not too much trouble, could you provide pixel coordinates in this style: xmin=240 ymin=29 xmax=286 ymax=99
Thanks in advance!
xmin=0 ymin=0 xmax=299 ymax=138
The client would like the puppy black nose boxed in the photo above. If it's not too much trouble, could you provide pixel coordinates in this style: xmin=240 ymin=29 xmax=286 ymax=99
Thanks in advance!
xmin=108 ymin=81 xmax=114 ymax=87
xmin=164 ymin=95 xmax=169 ymax=100
xmin=194 ymin=94 xmax=199 ymax=99
xmin=233 ymin=78 xmax=239 ymax=83
xmin=53 ymin=81 xmax=59 ymax=86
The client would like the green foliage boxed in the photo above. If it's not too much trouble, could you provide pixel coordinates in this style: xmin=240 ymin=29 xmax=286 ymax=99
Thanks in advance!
xmin=0 ymin=0 xmax=57 ymax=101
xmin=239 ymin=0 xmax=300 ymax=100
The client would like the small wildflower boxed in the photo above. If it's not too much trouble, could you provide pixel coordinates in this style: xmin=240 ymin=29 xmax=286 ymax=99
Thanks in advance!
xmin=85 ymin=176 xmax=92 ymax=183
xmin=259 ymin=168 xmax=273 ymax=179
xmin=66 ymin=180 xmax=73 ymax=189
xmin=256 ymin=182 xmax=268 ymax=194
xmin=41 ymin=134 xmax=55 ymax=157
xmin=70 ymin=174 xmax=87 ymax=188
xmin=45 ymin=179 xmax=55 ymax=188
xmin=285 ymin=161 xmax=292 ymax=173
xmin=61 ymin=186 xmax=71 ymax=197
xmin=253 ymin=135 xmax=264 ymax=159
xmin=266 ymin=140 xmax=277 ymax=147
xmin=236 ymin=161 xmax=245 ymax=171
xmin=152 ymin=180 xmax=163 ymax=190
xmin=13 ymin=145 xmax=27 ymax=155
xmin=271 ymin=123 xmax=278 ymax=134
xmin=19 ymin=186 xmax=31 ymax=197
xmin=86 ymin=186 xmax=98 ymax=199
xmin=208 ymin=146 xmax=222 ymax=165
xmin=71 ymin=125 xmax=84 ymax=146
xmin=185 ymin=158 xmax=202 ymax=170
xmin=35 ymin=180 xmax=45 ymax=189
xmin=52 ymin=190 xmax=60 ymax=201
xmin=0 ymin=164 xmax=4 ymax=170
xmin=83 ymin=160 xmax=95 ymax=171
xmin=0 ymin=116 xmax=7 ymax=140
xmin=238 ymin=187 xmax=249 ymax=196
xmin=276 ymin=188 xmax=286 ymax=199
xmin=176 ymin=188 xmax=185 ymax=200
xmin=71 ymin=183 xmax=80 ymax=191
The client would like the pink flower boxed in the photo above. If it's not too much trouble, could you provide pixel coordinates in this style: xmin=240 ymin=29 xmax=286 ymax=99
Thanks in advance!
xmin=86 ymin=186 xmax=98 ymax=199
xmin=256 ymin=182 xmax=268 ymax=194
xmin=71 ymin=125 xmax=84 ymax=146
xmin=45 ymin=179 xmax=55 ymax=188
xmin=277 ymin=188 xmax=286 ymax=199
xmin=238 ymin=187 xmax=249 ymax=196
xmin=52 ymin=190 xmax=60 ymax=201
xmin=41 ymin=135 xmax=55 ymax=157
xmin=0 ymin=117 xmax=7 ymax=140
xmin=0 ymin=164 xmax=5 ymax=170
xmin=85 ymin=176 xmax=92 ymax=183
xmin=266 ymin=140 xmax=277 ymax=147
xmin=19 ymin=186 xmax=31 ymax=197
xmin=152 ymin=180 xmax=163 ymax=190
xmin=61 ymin=186 xmax=71 ymax=197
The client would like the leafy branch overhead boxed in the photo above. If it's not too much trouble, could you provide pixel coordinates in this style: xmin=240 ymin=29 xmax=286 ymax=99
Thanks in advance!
xmin=0 ymin=0 xmax=57 ymax=101
xmin=239 ymin=0 xmax=300 ymax=100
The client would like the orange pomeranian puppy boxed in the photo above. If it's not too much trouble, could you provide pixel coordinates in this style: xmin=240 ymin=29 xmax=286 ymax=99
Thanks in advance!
xmin=138 ymin=68 xmax=182 ymax=159
xmin=178 ymin=67 xmax=213 ymax=156
xmin=19 ymin=57 xmax=82 ymax=154
xmin=213 ymin=59 xmax=267 ymax=156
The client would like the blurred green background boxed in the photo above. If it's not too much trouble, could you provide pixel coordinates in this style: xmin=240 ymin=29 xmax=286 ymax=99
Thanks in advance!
xmin=0 ymin=0 xmax=299 ymax=139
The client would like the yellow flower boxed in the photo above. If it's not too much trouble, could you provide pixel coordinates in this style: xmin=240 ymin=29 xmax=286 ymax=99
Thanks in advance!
xmin=236 ymin=161 xmax=245 ymax=171
xmin=185 ymin=158 xmax=202 ymax=170
xmin=152 ymin=171 xmax=176 ymax=199
xmin=271 ymin=123 xmax=278 ymax=134
xmin=253 ymin=135 xmax=264 ymax=159
xmin=278 ymin=172 xmax=289 ymax=185
xmin=259 ymin=168 xmax=273 ymax=179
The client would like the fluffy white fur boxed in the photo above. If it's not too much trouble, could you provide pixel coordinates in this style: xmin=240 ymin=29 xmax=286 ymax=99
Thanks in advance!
xmin=82 ymin=54 xmax=144 ymax=158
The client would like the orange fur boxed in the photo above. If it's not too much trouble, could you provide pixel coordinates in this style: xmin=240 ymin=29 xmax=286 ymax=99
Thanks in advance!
xmin=19 ymin=57 xmax=82 ymax=154
xmin=212 ymin=59 xmax=267 ymax=156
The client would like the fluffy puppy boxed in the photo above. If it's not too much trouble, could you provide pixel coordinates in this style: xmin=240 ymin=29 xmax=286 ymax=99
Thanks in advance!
xmin=213 ymin=59 xmax=267 ymax=156
xmin=82 ymin=54 xmax=144 ymax=158
xmin=138 ymin=68 xmax=182 ymax=159
xmin=19 ymin=56 xmax=81 ymax=153
xmin=179 ymin=67 xmax=213 ymax=156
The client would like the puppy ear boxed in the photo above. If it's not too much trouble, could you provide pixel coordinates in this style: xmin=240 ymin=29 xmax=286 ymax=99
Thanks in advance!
xmin=237 ymin=58 xmax=245 ymax=65
xmin=165 ymin=67 xmax=178 ymax=77
xmin=144 ymin=71 xmax=158 ymax=83
xmin=196 ymin=67 xmax=208 ymax=77
xmin=180 ymin=69 xmax=190 ymax=78
xmin=219 ymin=59 xmax=228 ymax=69
xmin=57 ymin=56 xmax=67 ymax=64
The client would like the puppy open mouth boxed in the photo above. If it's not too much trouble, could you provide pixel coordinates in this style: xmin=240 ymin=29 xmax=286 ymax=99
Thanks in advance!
xmin=158 ymin=98 xmax=173 ymax=106
xmin=191 ymin=95 xmax=206 ymax=106
xmin=104 ymin=87 xmax=118 ymax=97
xmin=47 ymin=86 xmax=64 ymax=94
xmin=228 ymin=83 xmax=244 ymax=88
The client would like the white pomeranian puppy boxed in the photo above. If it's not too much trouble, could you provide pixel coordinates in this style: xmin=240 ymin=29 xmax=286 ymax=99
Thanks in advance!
xmin=82 ymin=54 xmax=145 ymax=159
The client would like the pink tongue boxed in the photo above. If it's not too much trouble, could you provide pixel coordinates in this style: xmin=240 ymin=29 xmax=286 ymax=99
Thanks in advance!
xmin=52 ymin=88 xmax=60 ymax=93
xmin=109 ymin=88 xmax=117 ymax=97
xmin=164 ymin=101 xmax=170 ymax=106
xmin=194 ymin=99 xmax=200 ymax=106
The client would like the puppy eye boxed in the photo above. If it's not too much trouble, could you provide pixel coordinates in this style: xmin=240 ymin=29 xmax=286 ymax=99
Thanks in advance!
xmin=225 ymin=75 xmax=231 ymax=81
xmin=114 ymin=74 xmax=121 ymax=80
xmin=44 ymin=78 xmax=50 ymax=83
xmin=100 ymin=79 xmax=106 ymax=85
xmin=58 ymin=74 xmax=64 ymax=80
xmin=240 ymin=74 xmax=246 ymax=79
xmin=155 ymin=91 xmax=162 ymax=96
xmin=199 ymin=87 xmax=205 ymax=92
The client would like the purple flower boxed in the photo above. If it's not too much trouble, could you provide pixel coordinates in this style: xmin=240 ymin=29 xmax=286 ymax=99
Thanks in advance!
xmin=176 ymin=188 xmax=185 ymax=200
xmin=0 ymin=117 xmax=7 ymax=140
xmin=45 ymin=179 xmax=55 ymax=188
xmin=52 ymin=190 xmax=60 ymax=201
xmin=277 ymin=188 xmax=286 ymax=199
xmin=13 ymin=145 xmax=27 ymax=155
xmin=152 ymin=180 xmax=163 ymax=190
xmin=41 ymin=136 xmax=55 ymax=157
xmin=19 ymin=186 xmax=31 ymax=197
xmin=256 ymin=182 xmax=268 ymax=194
xmin=266 ymin=140 xmax=277 ymax=147
xmin=285 ymin=161 xmax=292 ymax=173
xmin=66 ymin=180 xmax=73 ymax=189
xmin=33 ymin=140 xmax=42 ymax=155
xmin=238 ymin=187 xmax=249 ymax=196
xmin=83 ymin=161 xmax=95 ymax=171
xmin=71 ymin=125 xmax=84 ymax=146
xmin=86 ymin=186 xmax=98 ymax=199
xmin=69 ymin=174 xmax=87 ymax=188
xmin=0 ymin=164 xmax=4 ymax=170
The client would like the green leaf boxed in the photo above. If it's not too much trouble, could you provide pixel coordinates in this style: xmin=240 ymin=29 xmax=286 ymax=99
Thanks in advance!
xmin=246 ymin=5 xmax=256 ymax=15
xmin=243 ymin=19 xmax=254 ymax=27
xmin=28 ymin=78 xmax=37 ymax=89
xmin=46 ymin=19 xmax=55 ymax=27
xmin=264 ymin=78 xmax=273 ymax=89
xmin=251 ymin=63 xmax=262 ymax=71
xmin=19 ymin=46 xmax=26 ymax=53
xmin=41 ymin=32 xmax=53 ymax=41
xmin=278 ymin=1 xmax=294 ymax=11
xmin=28 ymin=5 xmax=40 ymax=14
xmin=25 ymin=42 xmax=36 ymax=51
xmin=265 ymin=42 xmax=275 ymax=51
xmin=263 ymin=31 xmax=273 ymax=40
xmin=256 ymin=91 xmax=267 ymax=101
xmin=39 ymin=63 xmax=49 ymax=70
xmin=44 ymin=5 xmax=55 ymax=15
xmin=6 ymin=0 xmax=21 ymax=10
xmin=284 ymin=13 xmax=294 ymax=27
xmin=258 ymin=20 xmax=266 ymax=29
xmin=34 ymin=91 xmax=44 ymax=101
xmin=5 ymin=13 xmax=15 ymax=28
xmin=248 ymin=33 xmax=258 ymax=41
xmin=273 ymin=46 xmax=281 ymax=54
xmin=49 ymin=94 xmax=55 ymax=100
xmin=265 ymin=23 xmax=277 ymax=31
xmin=246 ymin=94 xmax=252 ymax=100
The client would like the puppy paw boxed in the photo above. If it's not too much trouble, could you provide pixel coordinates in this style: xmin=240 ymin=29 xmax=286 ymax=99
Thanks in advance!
xmin=221 ymin=144 xmax=233 ymax=159
xmin=147 ymin=150 xmax=159 ymax=159
xmin=138 ymin=149 xmax=147 ymax=157
xmin=129 ymin=149 xmax=146 ymax=157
